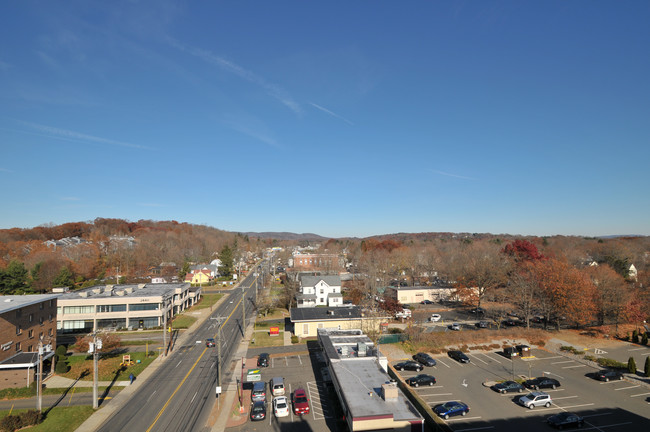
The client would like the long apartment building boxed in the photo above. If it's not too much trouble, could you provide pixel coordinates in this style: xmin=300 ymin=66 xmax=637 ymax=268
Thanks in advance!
xmin=56 ymin=283 xmax=200 ymax=333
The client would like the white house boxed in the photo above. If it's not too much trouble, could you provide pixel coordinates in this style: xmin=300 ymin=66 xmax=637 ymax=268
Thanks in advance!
xmin=296 ymin=275 xmax=343 ymax=308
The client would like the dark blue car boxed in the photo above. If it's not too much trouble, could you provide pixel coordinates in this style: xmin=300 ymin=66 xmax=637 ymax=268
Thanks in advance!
xmin=433 ymin=401 xmax=469 ymax=420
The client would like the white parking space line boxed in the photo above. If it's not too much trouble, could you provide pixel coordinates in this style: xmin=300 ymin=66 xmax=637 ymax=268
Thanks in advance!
xmin=528 ymin=355 xmax=562 ymax=361
xmin=598 ymin=381 xmax=622 ymax=385
xmin=454 ymin=426 xmax=494 ymax=432
xmin=486 ymin=353 xmax=503 ymax=364
xmin=437 ymin=359 xmax=452 ymax=368
xmin=614 ymin=385 xmax=640 ymax=391
xmin=630 ymin=392 xmax=650 ymax=397
xmin=552 ymin=395 xmax=578 ymax=400
xmin=551 ymin=360 xmax=575 ymax=365
xmin=627 ymin=347 xmax=648 ymax=351
xmin=470 ymin=355 xmax=488 ymax=365
xmin=558 ymin=403 xmax=595 ymax=409
xmin=562 ymin=364 xmax=587 ymax=369
xmin=446 ymin=416 xmax=482 ymax=422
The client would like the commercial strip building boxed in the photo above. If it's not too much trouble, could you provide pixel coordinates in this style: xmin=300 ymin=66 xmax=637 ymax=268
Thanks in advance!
xmin=0 ymin=294 xmax=58 ymax=390
xmin=56 ymin=283 xmax=200 ymax=333
xmin=290 ymin=306 xmax=391 ymax=338
xmin=385 ymin=283 xmax=456 ymax=304
xmin=318 ymin=328 xmax=424 ymax=431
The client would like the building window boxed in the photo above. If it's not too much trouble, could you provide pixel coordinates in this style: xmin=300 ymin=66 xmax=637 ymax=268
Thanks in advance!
xmin=320 ymin=289 xmax=324 ymax=294
xmin=39 ymin=316 xmax=44 ymax=325
xmin=49 ymin=314 xmax=53 ymax=322
xmin=15 ymin=342 xmax=21 ymax=352
xmin=16 ymin=325 xmax=21 ymax=335
xmin=40 ymin=302 xmax=44 ymax=310
xmin=15 ymin=309 xmax=22 ymax=319
xmin=96 ymin=304 xmax=127 ymax=313
xmin=29 ymin=313 xmax=33 ymax=322
xmin=28 ymin=345 xmax=33 ymax=352
xmin=303 ymin=324 xmax=309 ymax=335
xmin=63 ymin=306 xmax=93 ymax=314
xmin=48 ymin=328 xmax=53 ymax=337
xmin=28 ymin=329 xmax=33 ymax=338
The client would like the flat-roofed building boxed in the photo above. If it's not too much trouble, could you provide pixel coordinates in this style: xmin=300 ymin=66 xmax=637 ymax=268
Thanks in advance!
xmin=0 ymin=294 xmax=58 ymax=390
xmin=56 ymin=283 xmax=200 ymax=333
xmin=385 ymin=284 xmax=456 ymax=304
xmin=318 ymin=328 xmax=423 ymax=431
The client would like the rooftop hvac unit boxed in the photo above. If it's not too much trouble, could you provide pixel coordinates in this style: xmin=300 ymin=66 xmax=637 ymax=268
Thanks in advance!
xmin=340 ymin=345 xmax=349 ymax=356
xmin=357 ymin=342 xmax=367 ymax=357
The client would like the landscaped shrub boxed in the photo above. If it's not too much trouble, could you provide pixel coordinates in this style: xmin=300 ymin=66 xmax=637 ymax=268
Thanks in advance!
xmin=628 ymin=356 xmax=637 ymax=374
xmin=632 ymin=330 xmax=639 ymax=344
xmin=291 ymin=335 xmax=299 ymax=344
xmin=644 ymin=356 xmax=650 ymax=377
xmin=584 ymin=355 xmax=596 ymax=362
xmin=20 ymin=410 xmax=42 ymax=426
xmin=388 ymin=328 xmax=403 ymax=334
xmin=0 ymin=414 xmax=21 ymax=432
xmin=642 ymin=332 xmax=648 ymax=346
xmin=0 ymin=410 xmax=42 ymax=432
xmin=55 ymin=344 xmax=67 ymax=358
xmin=55 ymin=359 xmax=69 ymax=374
xmin=596 ymin=358 xmax=627 ymax=369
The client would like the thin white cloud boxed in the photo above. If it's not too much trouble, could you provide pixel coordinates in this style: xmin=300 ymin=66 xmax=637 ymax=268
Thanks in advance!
xmin=309 ymin=102 xmax=354 ymax=126
xmin=167 ymin=38 xmax=301 ymax=114
xmin=17 ymin=121 xmax=153 ymax=150
xmin=431 ymin=169 xmax=476 ymax=180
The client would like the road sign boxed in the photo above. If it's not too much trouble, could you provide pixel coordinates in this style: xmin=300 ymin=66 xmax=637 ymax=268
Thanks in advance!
xmin=247 ymin=369 xmax=262 ymax=382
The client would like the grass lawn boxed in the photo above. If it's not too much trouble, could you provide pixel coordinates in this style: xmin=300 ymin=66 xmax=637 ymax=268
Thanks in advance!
xmin=254 ymin=319 xmax=284 ymax=329
xmin=61 ymin=351 xmax=158 ymax=382
xmin=193 ymin=294 xmax=223 ymax=310
xmin=0 ymin=406 xmax=94 ymax=432
xmin=250 ymin=331 xmax=285 ymax=347
xmin=171 ymin=314 xmax=197 ymax=329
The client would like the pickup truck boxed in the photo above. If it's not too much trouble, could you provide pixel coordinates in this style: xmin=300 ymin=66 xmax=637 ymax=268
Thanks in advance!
xmin=395 ymin=309 xmax=412 ymax=319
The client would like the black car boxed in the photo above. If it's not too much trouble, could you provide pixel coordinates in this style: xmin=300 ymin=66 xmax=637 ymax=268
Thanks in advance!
xmin=492 ymin=380 xmax=524 ymax=394
xmin=447 ymin=350 xmax=470 ymax=363
xmin=595 ymin=369 xmax=624 ymax=382
xmin=257 ymin=353 xmax=269 ymax=367
xmin=547 ymin=412 xmax=584 ymax=429
xmin=477 ymin=320 xmax=489 ymax=328
xmin=412 ymin=352 xmax=437 ymax=367
xmin=433 ymin=401 xmax=470 ymax=420
xmin=250 ymin=400 xmax=266 ymax=421
xmin=405 ymin=374 xmax=436 ymax=387
xmin=469 ymin=307 xmax=485 ymax=315
xmin=394 ymin=360 xmax=423 ymax=372
xmin=420 ymin=300 xmax=434 ymax=304
xmin=516 ymin=344 xmax=530 ymax=356
xmin=503 ymin=319 xmax=517 ymax=326
xmin=524 ymin=377 xmax=560 ymax=390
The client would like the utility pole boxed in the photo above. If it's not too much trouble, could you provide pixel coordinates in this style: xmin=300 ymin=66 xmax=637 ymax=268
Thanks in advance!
xmin=90 ymin=332 xmax=102 ymax=409
xmin=241 ymin=283 xmax=246 ymax=337
xmin=163 ymin=299 xmax=168 ymax=357
xmin=36 ymin=338 xmax=51 ymax=412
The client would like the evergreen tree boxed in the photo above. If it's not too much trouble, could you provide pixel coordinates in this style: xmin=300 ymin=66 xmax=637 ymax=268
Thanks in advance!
xmin=219 ymin=245 xmax=234 ymax=278
xmin=52 ymin=267 xmax=74 ymax=288
xmin=627 ymin=356 xmax=637 ymax=374
xmin=0 ymin=260 xmax=30 ymax=294
xmin=644 ymin=355 xmax=650 ymax=377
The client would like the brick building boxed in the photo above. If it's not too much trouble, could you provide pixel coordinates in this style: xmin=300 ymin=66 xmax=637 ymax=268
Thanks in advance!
xmin=0 ymin=294 xmax=58 ymax=390
xmin=290 ymin=253 xmax=343 ymax=272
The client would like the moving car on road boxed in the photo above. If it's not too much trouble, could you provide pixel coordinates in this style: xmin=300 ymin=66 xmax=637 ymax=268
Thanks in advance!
xmin=430 ymin=314 xmax=442 ymax=322
xmin=449 ymin=323 xmax=461 ymax=331
xmin=547 ymin=412 xmax=585 ymax=429
xmin=205 ymin=338 xmax=215 ymax=347
xmin=405 ymin=374 xmax=436 ymax=387
xmin=292 ymin=388 xmax=310 ymax=415
xmin=447 ymin=350 xmax=470 ymax=363
xmin=412 ymin=352 xmax=437 ymax=366
xmin=492 ymin=380 xmax=524 ymax=394
xmin=524 ymin=377 xmax=560 ymax=390
xmin=433 ymin=401 xmax=469 ymax=420
xmin=394 ymin=360 xmax=423 ymax=371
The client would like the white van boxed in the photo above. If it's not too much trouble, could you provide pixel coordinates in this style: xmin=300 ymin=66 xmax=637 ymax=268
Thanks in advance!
xmin=271 ymin=377 xmax=285 ymax=396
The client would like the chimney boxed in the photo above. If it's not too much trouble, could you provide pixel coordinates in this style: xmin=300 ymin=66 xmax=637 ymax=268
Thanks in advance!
xmin=382 ymin=381 xmax=398 ymax=401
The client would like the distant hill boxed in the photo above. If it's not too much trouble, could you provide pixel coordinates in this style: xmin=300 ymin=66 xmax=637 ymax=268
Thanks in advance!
xmin=241 ymin=232 xmax=329 ymax=241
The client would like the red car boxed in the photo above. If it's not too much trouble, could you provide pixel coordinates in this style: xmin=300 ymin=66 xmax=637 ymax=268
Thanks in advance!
xmin=293 ymin=388 xmax=310 ymax=415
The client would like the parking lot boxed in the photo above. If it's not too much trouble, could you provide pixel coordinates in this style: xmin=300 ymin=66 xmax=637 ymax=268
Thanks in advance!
xmin=231 ymin=350 xmax=340 ymax=432
xmin=394 ymin=347 xmax=650 ymax=432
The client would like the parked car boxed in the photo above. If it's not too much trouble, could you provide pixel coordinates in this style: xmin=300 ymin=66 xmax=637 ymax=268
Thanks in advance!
xmin=205 ymin=338 xmax=215 ymax=347
xmin=292 ymin=388 xmax=310 ymax=415
xmin=492 ymin=380 xmax=525 ymax=394
xmin=547 ymin=412 xmax=585 ymax=428
xmin=405 ymin=374 xmax=436 ymax=387
xmin=449 ymin=323 xmax=461 ymax=331
xmin=250 ymin=400 xmax=267 ymax=421
xmin=516 ymin=344 xmax=530 ymax=356
xmin=421 ymin=300 xmax=434 ymax=304
xmin=433 ymin=401 xmax=469 ymax=420
xmin=251 ymin=381 xmax=266 ymax=402
xmin=469 ymin=307 xmax=485 ymax=315
xmin=524 ymin=377 xmax=560 ymax=390
xmin=394 ymin=360 xmax=423 ymax=372
xmin=595 ymin=369 xmax=624 ymax=382
xmin=504 ymin=319 xmax=517 ymax=326
xmin=430 ymin=314 xmax=442 ymax=322
xmin=257 ymin=353 xmax=269 ymax=367
xmin=519 ymin=391 xmax=552 ymax=409
xmin=503 ymin=347 xmax=519 ymax=358
xmin=477 ymin=320 xmax=489 ymax=328
xmin=273 ymin=396 xmax=289 ymax=417
xmin=447 ymin=350 xmax=470 ymax=363
xmin=413 ymin=352 xmax=437 ymax=366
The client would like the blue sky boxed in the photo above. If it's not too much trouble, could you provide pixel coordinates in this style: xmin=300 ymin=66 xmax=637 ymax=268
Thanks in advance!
xmin=1 ymin=1 xmax=649 ymax=238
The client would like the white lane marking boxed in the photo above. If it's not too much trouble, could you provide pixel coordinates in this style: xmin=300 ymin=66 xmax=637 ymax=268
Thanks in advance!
xmin=528 ymin=355 xmax=562 ymax=361
xmin=562 ymin=364 xmax=587 ymax=369
xmin=190 ymin=391 xmax=197 ymax=404
xmin=146 ymin=390 xmax=157 ymax=403
xmin=175 ymin=360 xmax=182 ymax=368
xmin=552 ymin=360 xmax=575 ymax=365
xmin=627 ymin=347 xmax=648 ymax=351
xmin=558 ymin=403 xmax=595 ymax=409
xmin=582 ymin=412 xmax=612 ymax=418
xmin=630 ymin=392 xmax=650 ymax=397
xmin=551 ymin=396 xmax=578 ymax=400
xmin=487 ymin=354 xmax=503 ymax=364
xmin=614 ymin=385 xmax=640 ymax=391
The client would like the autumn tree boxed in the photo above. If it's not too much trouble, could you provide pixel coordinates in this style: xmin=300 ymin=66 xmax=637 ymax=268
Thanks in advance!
xmin=586 ymin=264 xmax=629 ymax=331
xmin=531 ymin=258 xmax=597 ymax=329
xmin=506 ymin=261 xmax=541 ymax=328
xmin=448 ymin=241 xmax=511 ymax=309
xmin=502 ymin=239 xmax=544 ymax=262
xmin=74 ymin=333 xmax=121 ymax=353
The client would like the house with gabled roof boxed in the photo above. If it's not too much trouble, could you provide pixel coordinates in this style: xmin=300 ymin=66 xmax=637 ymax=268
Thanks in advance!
xmin=296 ymin=275 xmax=343 ymax=308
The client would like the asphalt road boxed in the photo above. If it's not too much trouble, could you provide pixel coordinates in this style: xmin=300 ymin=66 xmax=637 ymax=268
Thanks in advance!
xmin=95 ymin=265 xmax=265 ymax=432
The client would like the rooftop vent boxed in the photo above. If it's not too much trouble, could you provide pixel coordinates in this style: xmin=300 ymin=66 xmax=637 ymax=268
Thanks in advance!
xmin=124 ymin=287 xmax=134 ymax=294
xmin=4 ymin=298 xmax=12 ymax=303
xmin=52 ymin=287 xmax=69 ymax=293
xmin=115 ymin=290 xmax=125 ymax=296
xmin=106 ymin=285 xmax=114 ymax=290
xmin=138 ymin=283 xmax=146 ymax=289
xmin=92 ymin=287 xmax=104 ymax=294
xmin=79 ymin=292 xmax=88 ymax=298
xmin=382 ymin=382 xmax=398 ymax=401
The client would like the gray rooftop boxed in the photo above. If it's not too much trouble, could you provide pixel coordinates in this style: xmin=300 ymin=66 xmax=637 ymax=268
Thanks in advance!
xmin=0 ymin=294 xmax=60 ymax=314
xmin=387 ymin=284 xmax=453 ymax=291
xmin=58 ymin=283 xmax=190 ymax=301
xmin=300 ymin=275 xmax=341 ymax=287
xmin=290 ymin=306 xmax=361 ymax=322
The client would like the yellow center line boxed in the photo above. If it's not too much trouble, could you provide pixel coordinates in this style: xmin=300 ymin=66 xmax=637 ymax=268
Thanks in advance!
xmin=145 ymin=280 xmax=256 ymax=431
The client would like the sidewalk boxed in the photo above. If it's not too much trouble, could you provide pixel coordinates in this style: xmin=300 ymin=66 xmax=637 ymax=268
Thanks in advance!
xmin=45 ymin=375 xmax=130 ymax=388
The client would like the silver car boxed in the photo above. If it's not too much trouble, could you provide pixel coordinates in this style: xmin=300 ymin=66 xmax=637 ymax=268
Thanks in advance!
xmin=519 ymin=391 xmax=552 ymax=409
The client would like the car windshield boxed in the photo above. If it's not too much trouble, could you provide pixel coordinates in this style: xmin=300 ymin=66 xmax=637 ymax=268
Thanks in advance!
xmin=276 ymin=401 xmax=287 ymax=409
xmin=295 ymin=395 xmax=308 ymax=403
